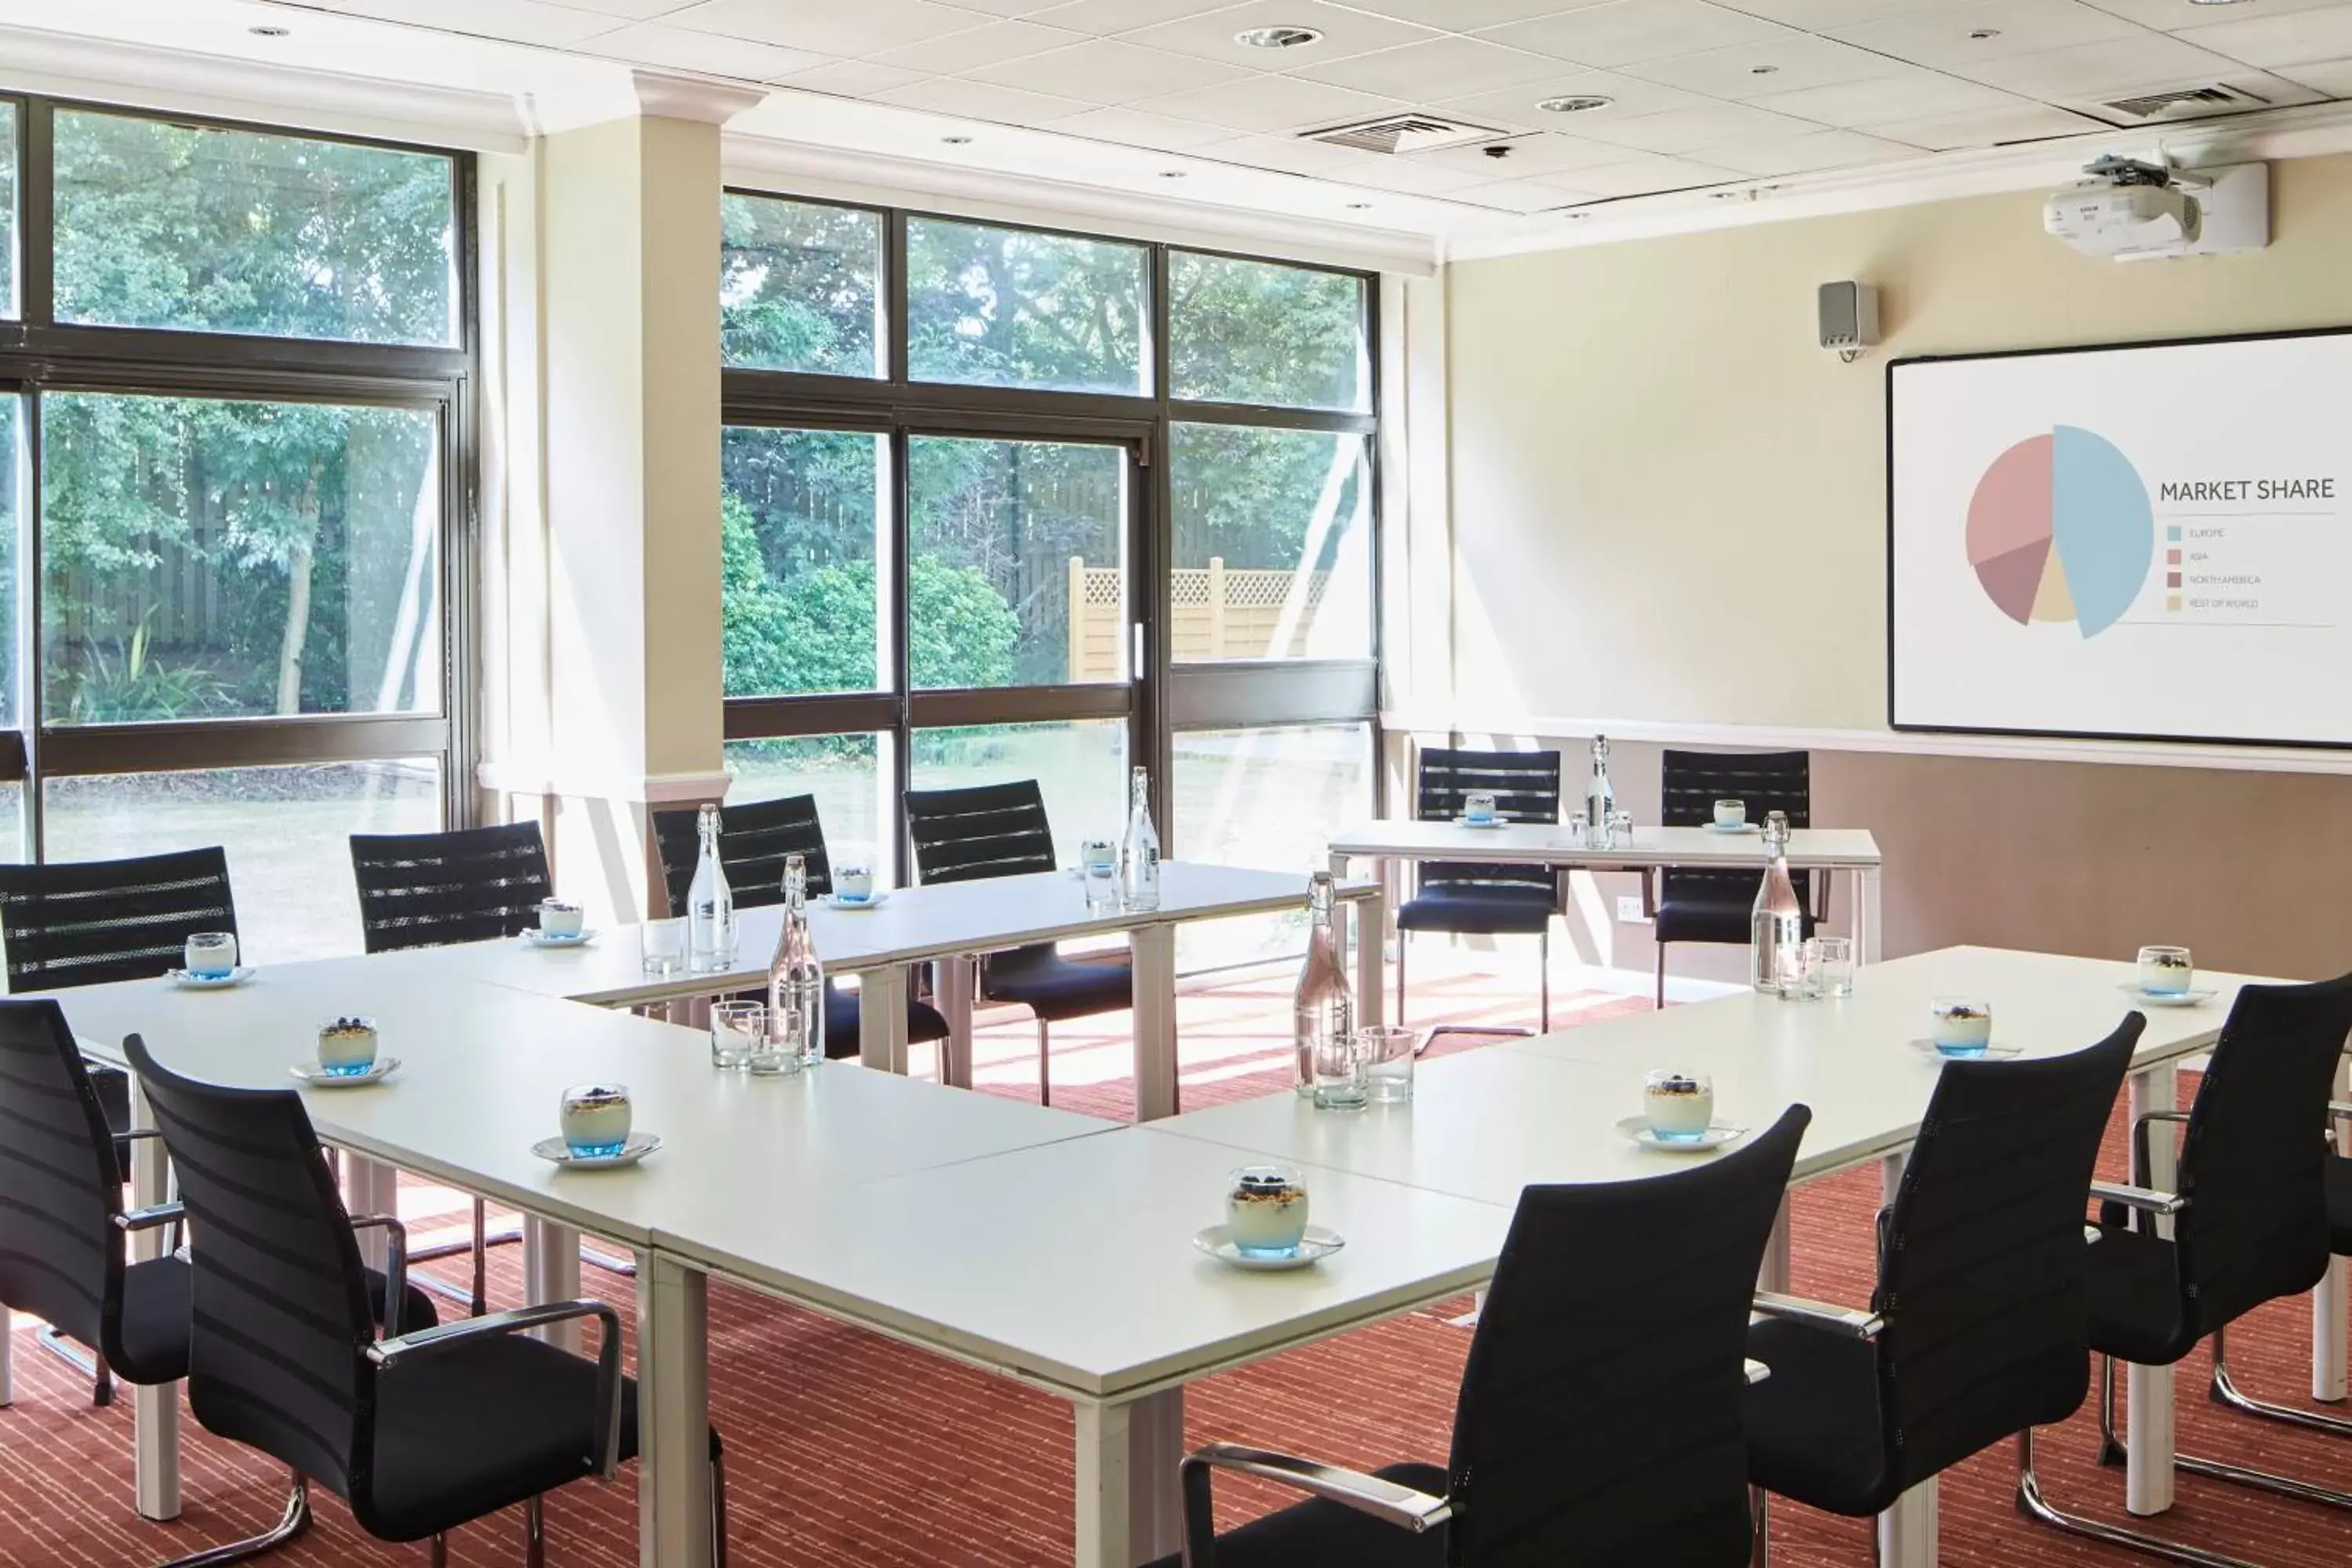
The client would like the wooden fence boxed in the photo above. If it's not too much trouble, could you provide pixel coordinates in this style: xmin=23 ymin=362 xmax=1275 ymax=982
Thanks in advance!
xmin=1065 ymin=557 xmax=1329 ymax=680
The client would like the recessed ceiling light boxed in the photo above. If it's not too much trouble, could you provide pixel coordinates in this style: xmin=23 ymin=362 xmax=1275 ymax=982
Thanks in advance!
xmin=1969 ymin=27 xmax=2001 ymax=39
xmin=942 ymin=135 xmax=973 ymax=145
xmin=1710 ymin=190 xmax=1742 ymax=200
xmin=2185 ymin=1 xmax=2249 ymax=5
xmin=1537 ymin=95 xmax=1613 ymax=114
xmin=1345 ymin=201 xmax=1371 ymax=209
xmin=1159 ymin=170 xmax=1186 ymax=179
xmin=248 ymin=24 xmax=289 ymax=36
xmin=1749 ymin=64 xmax=1779 ymax=75
xmin=1236 ymin=25 xmax=1322 ymax=49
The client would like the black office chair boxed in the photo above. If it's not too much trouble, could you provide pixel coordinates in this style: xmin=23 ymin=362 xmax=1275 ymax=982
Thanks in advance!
xmin=2020 ymin=973 xmax=2352 ymax=1563
xmin=903 ymin=781 xmax=1130 ymax=1107
xmin=124 ymin=1030 xmax=726 ymax=1568
xmin=0 ymin=1000 xmax=435 ymax=1449
xmin=1744 ymin=1018 xmax=2141 ymax=1560
xmin=0 ymin=846 xmax=238 ymax=1401
xmin=1152 ymin=1103 xmax=1811 ymax=1568
xmin=651 ymin=795 xmax=950 ymax=1059
xmin=349 ymin=822 xmax=599 ymax=1315
xmin=1395 ymin=747 xmax=1563 ymax=1039
xmin=1647 ymin=750 xmax=1820 ymax=1005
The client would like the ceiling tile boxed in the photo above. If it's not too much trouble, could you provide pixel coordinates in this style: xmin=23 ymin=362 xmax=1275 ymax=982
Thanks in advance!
xmin=668 ymin=0 xmax=995 ymax=55
xmin=2078 ymin=0 xmax=2352 ymax=31
xmin=1349 ymin=0 xmax=1626 ymax=27
xmin=1481 ymin=1 xmax=1791 ymax=69
xmin=1955 ymin=34 xmax=2250 ymax=96
xmin=2178 ymin=9 xmax=2352 ymax=68
xmin=1116 ymin=1 xmax=1439 ymax=71
xmin=1410 ymin=129 xmax=1633 ymax=175
xmin=873 ymin=74 xmax=1095 ymax=122
xmin=1628 ymin=34 xmax=1915 ymax=98
xmin=1830 ymin=1 xmax=2142 ymax=67
xmin=2280 ymin=54 xmax=2352 ymax=94
xmin=1863 ymin=100 xmax=2106 ymax=147
xmin=543 ymin=0 xmax=708 ymax=19
xmin=1704 ymin=126 xmax=1921 ymax=173
xmin=586 ymin=19 xmax=828 ymax=74
xmin=1050 ymin=104 xmax=1243 ymax=148
xmin=941 ymin=0 xmax=1075 ymax=13
xmin=1426 ymin=67 xmax=1714 ymax=131
xmin=1304 ymin=151 xmax=1500 ymax=194
xmin=1207 ymin=132 xmax=1388 ymax=176
xmin=772 ymin=58 xmax=929 ymax=94
xmin=869 ymin=19 xmax=1083 ymax=72
xmin=1563 ymin=150 xmax=1741 ymax=194
xmin=1449 ymin=176 xmax=1597 ymax=211
xmin=1134 ymin=72 xmax=1410 ymax=132
xmin=1747 ymin=65 xmax=2019 ymax=125
xmin=1574 ymin=100 xmax=1824 ymax=151
xmin=1712 ymin=0 xmax=1976 ymax=24
xmin=1288 ymin=36 xmax=1566 ymax=98
xmin=1022 ymin=0 xmax=1247 ymax=35
xmin=969 ymin=36 xmax=1250 ymax=101
xmin=309 ymin=0 xmax=622 ymax=46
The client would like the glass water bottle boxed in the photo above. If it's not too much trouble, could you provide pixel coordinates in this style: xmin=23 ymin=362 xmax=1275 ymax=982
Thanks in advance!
xmin=1293 ymin=871 xmax=1355 ymax=1095
xmin=1121 ymin=764 xmax=1162 ymax=913
xmin=767 ymin=853 xmax=827 ymax=1067
xmin=687 ymin=803 xmax=737 ymax=972
xmin=1750 ymin=811 xmax=1804 ymax=995
xmin=1585 ymin=735 xmax=1617 ymax=848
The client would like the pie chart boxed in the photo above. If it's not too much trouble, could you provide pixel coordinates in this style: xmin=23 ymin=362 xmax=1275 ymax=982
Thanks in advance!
xmin=1965 ymin=426 xmax=2153 ymax=638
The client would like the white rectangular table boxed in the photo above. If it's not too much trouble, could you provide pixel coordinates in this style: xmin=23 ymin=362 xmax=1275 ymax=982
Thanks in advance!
xmin=1329 ymin=822 xmax=1884 ymax=964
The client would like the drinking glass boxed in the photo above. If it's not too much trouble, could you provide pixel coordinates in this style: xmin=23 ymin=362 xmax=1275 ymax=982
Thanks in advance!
xmin=1566 ymin=810 xmax=1589 ymax=847
xmin=1608 ymin=810 xmax=1635 ymax=846
xmin=1312 ymin=1033 xmax=1370 ymax=1111
xmin=640 ymin=918 xmax=687 ymax=977
xmin=2137 ymin=945 xmax=2194 ymax=997
xmin=1806 ymin=935 xmax=1855 ymax=999
xmin=1080 ymin=837 xmax=1119 ymax=914
xmin=185 ymin=931 xmax=238 ymax=978
xmin=1357 ymin=1025 xmax=1421 ymax=1104
xmin=710 ymin=1000 xmax=764 ymax=1070
xmin=750 ymin=1000 xmax=805 ymax=1076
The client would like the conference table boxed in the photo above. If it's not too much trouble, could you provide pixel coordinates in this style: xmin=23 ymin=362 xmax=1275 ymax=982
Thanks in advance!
xmin=39 ymin=930 xmax=2263 ymax=1568
xmin=1329 ymin=821 xmax=1886 ymax=964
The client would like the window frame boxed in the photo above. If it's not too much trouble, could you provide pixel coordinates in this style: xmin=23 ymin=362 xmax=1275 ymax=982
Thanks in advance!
xmin=720 ymin=191 xmax=1384 ymax=862
xmin=0 ymin=93 xmax=477 ymax=858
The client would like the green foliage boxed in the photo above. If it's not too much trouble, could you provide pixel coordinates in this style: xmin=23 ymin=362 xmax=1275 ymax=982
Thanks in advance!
xmin=720 ymin=195 xmax=880 ymax=376
xmin=0 ymin=104 xmax=16 ymax=316
xmin=1169 ymin=252 xmax=1366 ymax=412
xmin=905 ymin=218 xmax=1146 ymax=396
xmin=55 ymin=613 xmax=229 ymax=724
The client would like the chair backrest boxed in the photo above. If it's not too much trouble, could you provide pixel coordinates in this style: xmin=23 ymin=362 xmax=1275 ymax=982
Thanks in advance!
xmin=1445 ymin=1104 xmax=1810 ymax=1566
xmin=1871 ymin=1017 xmax=2142 ymax=1495
xmin=652 ymin=795 xmax=832 ymax=917
xmin=0 ymin=999 xmax=124 ymax=1356
xmin=903 ymin=781 xmax=1057 ymax=887
xmin=1659 ymin=749 xmax=1813 ymax=913
xmin=1414 ymin=746 xmax=1561 ymax=906
xmin=2172 ymin=973 xmax=2352 ymax=1337
xmin=125 ymin=1032 xmax=376 ymax=1496
xmin=0 ymin=848 xmax=238 ymax=992
xmin=349 ymin=822 xmax=552 ymax=953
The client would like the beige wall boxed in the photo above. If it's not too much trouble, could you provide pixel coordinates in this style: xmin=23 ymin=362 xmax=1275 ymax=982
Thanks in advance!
xmin=1436 ymin=157 xmax=2352 ymax=981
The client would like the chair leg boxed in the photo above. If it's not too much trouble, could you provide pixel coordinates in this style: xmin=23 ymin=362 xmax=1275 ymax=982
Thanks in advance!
xmin=158 ymin=1471 xmax=310 ymax=1568
xmin=1395 ymin=935 xmax=1406 ymax=1029
xmin=2160 ymin=1324 xmax=2352 ymax=1511
xmin=430 ymin=1534 xmax=447 ymax=1568
xmin=2207 ymin=1320 xmax=2352 ymax=1439
xmin=472 ymin=1196 xmax=488 ymax=1316
xmin=1538 ymin=927 xmax=1551 ymax=1033
xmin=524 ymin=1495 xmax=545 ymax=1568
xmin=1654 ymin=942 xmax=1667 ymax=1008
xmin=1037 ymin=1018 xmax=1051 ymax=1108
xmin=712 ymin=1446 xmax=730 ymax=1568
xmin=2016 ymin=1425 xmax=2259 ymax=1566
xmin=34 ymin=1326 xmax=111 ymax=1406
xmin=1749 ymin=1486 xmax=1770 ymax=1568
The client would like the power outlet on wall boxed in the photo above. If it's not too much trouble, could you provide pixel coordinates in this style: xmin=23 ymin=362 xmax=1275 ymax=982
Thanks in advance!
xmin=1616 ymin=895 xmax=1650 ymax=926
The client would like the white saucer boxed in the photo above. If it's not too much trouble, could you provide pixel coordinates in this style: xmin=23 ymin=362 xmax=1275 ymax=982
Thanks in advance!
xmin=2118 ymin=985 xmax=2216 ymax=1008
xmin=1907 ymin=1038 xmax=2021 ymax=1061
xmin=1193 ymin=1224 xmax=1345 ymax=1272
xmin=532 ymin=1131 xmax=662 ymax=1169
xmin=523 ymin=929 xmax=597 ymax=949
xmin=822 ymin=892 xmax=888 ymax=911
xmin=290 ymin=1057 xmax=401 ymax=1087
xmin=1453 ymin=817 xmax=1508 ymax=829
xmin=1704 ymin=822 xmax=1761 ymax=835
xmin=169 ymin=967 xmax=255 ymax=990
xmin=1614 ymin=1116 xmax=1746 ymax=1152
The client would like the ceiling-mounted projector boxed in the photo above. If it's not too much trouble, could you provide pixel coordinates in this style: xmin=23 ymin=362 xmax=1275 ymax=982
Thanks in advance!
xmin=2044 ymin=154 xmax=2267 ymax=262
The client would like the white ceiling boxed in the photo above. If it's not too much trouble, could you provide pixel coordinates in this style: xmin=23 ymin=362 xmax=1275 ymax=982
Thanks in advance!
xmin=13 ymin=0 xmax=2352 ymax=254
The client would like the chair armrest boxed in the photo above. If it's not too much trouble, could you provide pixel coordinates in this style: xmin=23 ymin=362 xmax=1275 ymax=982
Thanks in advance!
xmin=368 ymin=1301 xmax=626 ymax=1479
xmin=112 ymin=1202 xmax=185 ymax=1233
xmin=111 ymin=1127 xmax=165 ymax=1144
xmin=1744 ymin=1358 xmax=1770 ymax=1385
xmin=1178 ymin=1443 xmax=1452 ymax=1565
xmin=2330 ymin=1102 xmax=2352 ymax=1123
xmin=1752 ymin=1290 xmax=1882 ymax=1339
xmin=347 ymin=1214 xmax=409 ymax=1339
xmin=2090 ymin=1181 xmax=2185 ymax=1217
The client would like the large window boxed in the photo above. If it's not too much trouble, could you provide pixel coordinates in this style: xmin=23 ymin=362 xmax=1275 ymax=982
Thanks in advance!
xmin=0 ymin=98 xmax=470 ymax=963
xmin=721 ymin=196 xmax=1377 ymax=949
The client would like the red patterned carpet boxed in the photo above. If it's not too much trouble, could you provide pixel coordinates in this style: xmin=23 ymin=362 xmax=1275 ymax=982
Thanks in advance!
xmin=5 ymin=968 xmax=2350 ymax=1567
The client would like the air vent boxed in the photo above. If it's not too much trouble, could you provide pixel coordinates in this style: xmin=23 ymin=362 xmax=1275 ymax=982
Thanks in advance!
xmin=1303 ymin=114 xmax=1507 ymax=155
xmin=2103 ymin=83 xmax=2271 ymax=121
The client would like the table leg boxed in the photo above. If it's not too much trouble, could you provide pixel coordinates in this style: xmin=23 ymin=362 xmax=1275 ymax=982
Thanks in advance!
xmin=343 ymin=1153 xmax=400 ymax=1269
xmin=1757 ymin=1193 xmax=1792 ymax=1295
xmin=1854 ymin=866 xmax=1883 ymax=965
xmin=525 ymin=1217 xmax=584 ymax=1355
xmin=640 ymin=1251 xmax=713 ymax=1568
xmin=1876 ymin=1151 xmax=1936 ymax=1566
xmin=936 ymin=956 xmax=977 ymax=1089
xmin=0 ymin=1303 xmax=13 ymax=1408
xmin=1353 ymin=887 xmax=1386 ymax=1029
xmin=1131 ymin=924 xmax=1178 ymax=1123
xmin=2126 ymin=1064 xmax=2178 ymax=1516
xmin=858 ymin=966 xmax=911 ymax=1076
xmin=1074 ymin=1387 xmax=1185 ymax=1568
xmin=2315 ymin=1055 xmax=2352 ymax=1402
xmin=129 ymin=1076 xmax=181 ymax=1522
